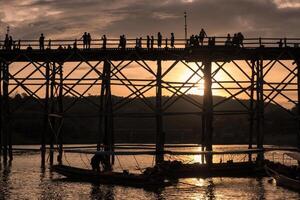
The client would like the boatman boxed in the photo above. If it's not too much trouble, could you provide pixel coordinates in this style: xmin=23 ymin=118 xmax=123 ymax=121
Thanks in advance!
xmin=91 ymin=153 xmax=104 ymax=172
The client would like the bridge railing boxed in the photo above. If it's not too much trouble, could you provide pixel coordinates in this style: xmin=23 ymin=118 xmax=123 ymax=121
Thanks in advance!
xmin=0 ymin=37 xmax=300 ymax=50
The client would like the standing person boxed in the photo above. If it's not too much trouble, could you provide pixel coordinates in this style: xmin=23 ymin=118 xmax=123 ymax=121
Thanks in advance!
xmin=73 ymin=39 xmax=77 ymax=49
xmin=237 ymin=32 xmax=244 ymax=47
xmin=225 ymin=34 xmax=232 ymax=46
xmin=91 ymin=153 xmax=104 ymax=172
xmin=39 ymin=33 xmax=45 ymax=50
xmin=165 ymin=38 xmax=168 ymax=48
xmin=87 ymin=33 xmax=91 ymax=49
xmin=151 ymin=36 xmax=154 ymax=49
xmin=147 ymin=35 xmax=150 ymax=49
xmin=118 ymin=35 xmax=123 ymax=48
xmin=157 ymin=32 xmax=162 ymax=48
xmin=82 ymin=32 xmax=87 ymax=49
xmin=232 ymin=33 xmax=238 ymax=46
xmin=122 ymin=35 xmax=126 ymax=49
xmin=139 ymin=37 xmax=142 ymax=48
xmin=102 ymin=35 xmax=107 ymax=49
xmin=170 ymin=33 xmax=175 ymax=48
xmin=199 ymin=28 xmax=207 ymax=46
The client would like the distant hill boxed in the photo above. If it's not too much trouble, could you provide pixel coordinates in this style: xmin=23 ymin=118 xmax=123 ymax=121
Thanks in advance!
xmin=8 ymin=93 xmax=298 ymax=146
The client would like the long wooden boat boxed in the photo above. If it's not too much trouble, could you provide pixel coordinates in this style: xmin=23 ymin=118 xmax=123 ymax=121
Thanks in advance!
xmin=52 ymin=165 xmax=172 ymax=189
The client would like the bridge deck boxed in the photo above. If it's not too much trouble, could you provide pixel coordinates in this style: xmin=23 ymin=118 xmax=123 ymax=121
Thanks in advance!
xmin=1 ymin=46 xmax=300 ymax=62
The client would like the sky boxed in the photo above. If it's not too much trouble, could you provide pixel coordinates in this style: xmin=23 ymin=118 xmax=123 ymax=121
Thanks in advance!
xmin=1 ymin=0 xmax=300 ymax=39
xmin=1 ymin=0 xmax=300 ymax=108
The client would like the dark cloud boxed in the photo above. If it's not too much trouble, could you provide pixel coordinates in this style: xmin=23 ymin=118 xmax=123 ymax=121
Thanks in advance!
xmin=0 ymin=0 xmax=299 ymax=39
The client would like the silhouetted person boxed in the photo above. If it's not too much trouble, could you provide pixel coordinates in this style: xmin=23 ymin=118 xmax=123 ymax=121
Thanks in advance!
xmin=102 ymin=35 xmax=107 ymax=49
xmin=277 ymin=39 xmax=283 ymax=48
xmin=39 ymin=33 xmax=45 ymax=50
xmin=232 ymin=33 xmax=238 ymax=46
xmin=165 ymin=38 xmax=168 ymax=48
xmin=4 ymin=34 xmax=9 ymax=50
xmin=190 ymin=35 xmax=195 ymax=47
xmin=139 ymin=37 xmax=142 ymax=48
xmin=82 ymin=32 xmax=87 ymax=49
xmin=237 ymin=32 xmax=244 ymax=47
xmin=225 ymin=34 xmax=232 ymax=46
xmin=122 ymin=35 xmax=126 ymax=49
xmin=147 ymin=35 xmax=150 ymax=49
xmin=87 ymin=33 xmax=91 ymax=49
xmin=135 ymin=37 xmax=139 ymax=48
xmin=73 ymin=39 xmax=77 ymax=49
xmin=194 ymin=35 xmax=199 ymax=47
xmin=26 ymin=45 xmax=33 ymax=51
xmin=48 ymin=39 xmax=51 ymax=49
xmin=157 ymin=32 xmax=162 ymax=48
xmin=199 ymin=28 xmax=207 ymax=46
xmin=118 ymin=35 xmax=123 ymax=48
xmin=171 ymin=33 xmax=175 ymax=48
xmin=91 ymin=154 xmax=103 ymax=172
xmin=208 ymin=37 xmax=215 ymax=46
xmin=151 ymin=36 xmax=154 ymax=49
xmin=58 ymin=45 xmax=63 ymax=50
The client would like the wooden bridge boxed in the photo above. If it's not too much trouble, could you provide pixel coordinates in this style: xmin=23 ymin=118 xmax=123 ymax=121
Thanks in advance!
xmin=0 ymin=36 xmax=300 ymax=166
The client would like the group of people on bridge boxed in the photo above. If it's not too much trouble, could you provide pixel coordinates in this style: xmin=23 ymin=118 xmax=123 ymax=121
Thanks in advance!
xmin=1 ymin=29 xmax=296 ymax=50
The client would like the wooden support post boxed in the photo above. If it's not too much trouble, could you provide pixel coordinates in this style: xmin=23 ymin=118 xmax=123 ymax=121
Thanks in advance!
xmin=0 ymin=62 xmax=2 ymax=161
xmin=49 ymin=62 xmax=56 ymax=165
xmin=203 ymin=60 xmax=213 ymax=164
xmin=155 ymin=60 xmax=164 ymax=164
xmin=255 ymin=59 xmax=264 ymax=164
xmin=101 ymin=60 xmax=114 ymax=167
xmin=57 ymin=62 xmax=63 ymax=165
xmin=2 ymin=61 xmax=10 ymax=162
xmin=41 ymin=62 xmax=50 ymax=167
xmin=296 ymin=59 xmax=300 ymax=150
xmin=248 ymin=60 xmax=255 ymax=161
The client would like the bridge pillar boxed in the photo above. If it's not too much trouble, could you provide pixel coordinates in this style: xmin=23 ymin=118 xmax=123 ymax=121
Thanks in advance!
xmin=203 ymin=60 xmax=213 ymax=165
xmin=248 ymin=60 xmax=255 ymax=161
xmin=296 ymin=59 xmax=300 ymax=150
xmin=0 ymin=62 xmax=2 ymax=161
xmin=256 ymin=59 xmax=264 ymax=149
xmin=41 ymin=62 xmax=50 ymax=167
xmin=255 ymin=59 xmax=264 ymax=164
xmin=49 ymin=62 xmax=64 ymax=165
xmin=155 ymin=60 xmax=164 ymax=164
xmin=1 ymin=61 xmax=11 ymax=163
xmin=100 ymin=60 xmax=114 ymax=166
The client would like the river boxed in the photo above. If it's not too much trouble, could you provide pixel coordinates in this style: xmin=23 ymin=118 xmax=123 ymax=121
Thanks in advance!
xmin=0 ymin=145 xmax=299 ymax=200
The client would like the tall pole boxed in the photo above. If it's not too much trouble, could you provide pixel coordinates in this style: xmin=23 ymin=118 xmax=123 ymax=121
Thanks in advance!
xmin=184 ymin=11 xmax=187 ymax=45
xmin=0 ymin=62 xmax=2 ymax=161
xmin=248 ymin=60 xmax=255 ymax=161
xmin=155 ymin=60 xmax=164 ymax=164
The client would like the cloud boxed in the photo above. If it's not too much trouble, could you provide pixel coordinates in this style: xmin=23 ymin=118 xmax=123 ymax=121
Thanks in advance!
xmin=0 ymin=0 xmax=299 ymax=40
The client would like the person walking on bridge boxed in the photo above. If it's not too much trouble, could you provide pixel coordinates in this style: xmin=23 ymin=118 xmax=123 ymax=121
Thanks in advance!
xmin=199 ymin=28 xmax=207 ymax=46
xmin=157 ymin=32 xmax=162 ymax=48
xmin=87 ymin=33 xmax=91 ymax=49
xmin=151 ymin=36 xmax=154 ymax=49
xmin=39 ymin=33 xmax=45 ymax=50
xmin=171 ymin=33 xmax=175 ymax=48
xmin=102 ymin=35 xmax=107 ymax=49
xmin=81 ymin=32 xmax=87 ymax=49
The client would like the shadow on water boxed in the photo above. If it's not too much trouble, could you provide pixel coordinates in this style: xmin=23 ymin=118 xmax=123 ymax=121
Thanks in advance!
xmin=205 ymin=179 xmax=215 ymax=200
xmin=256 ymin=177 xmax=265 ymax=200
xmin=0 ymin=161 xmax=12 ymax=200
xmin=90 ymin=184 xmax=115 ymax=200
